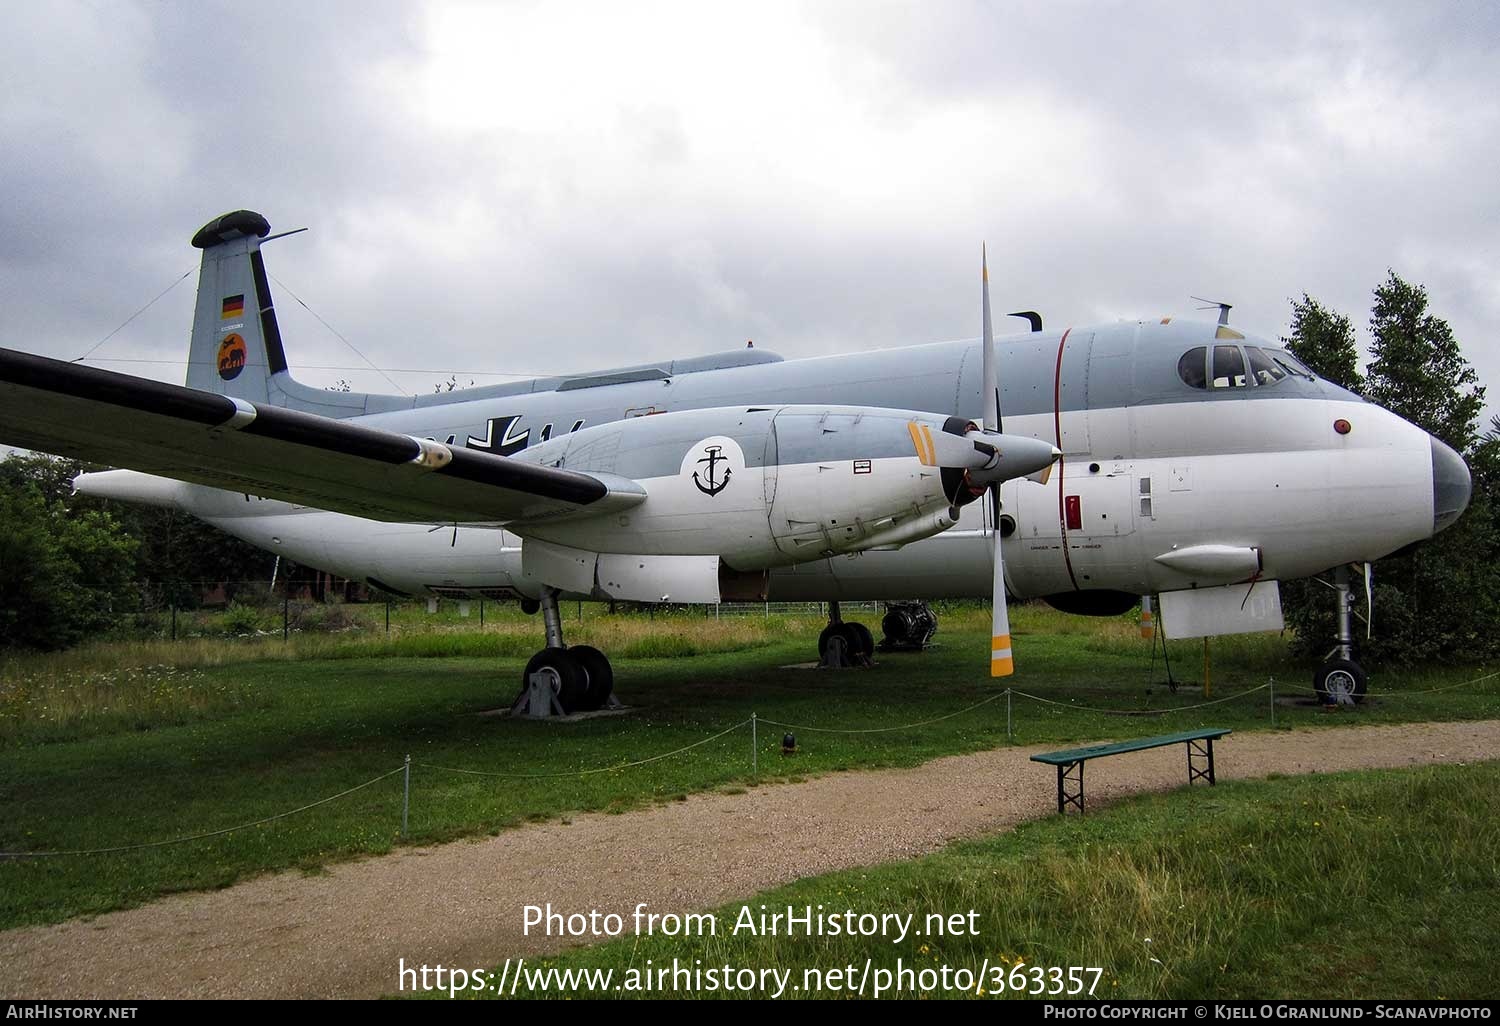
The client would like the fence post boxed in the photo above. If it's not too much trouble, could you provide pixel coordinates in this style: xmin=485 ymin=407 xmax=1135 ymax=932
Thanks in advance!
xmin=751 ymin=714 xmax=758 ymax=778
xmin=402 ymin=754 xmax=411 ymax=837
xmin=171 ymin=600 xmax=177 ymax=642
xmin=283 ymin=592 xmax=289 ymax=642
xmin=386 ymin=601 xmax=390 ymax=634
xmin=1270 ymin=677 xmax=1276 ymax=728
xmin=1006 ymin=689 xmax=1012 ymax=742
xmin=480 ymin=600 xmax=485 ymax=626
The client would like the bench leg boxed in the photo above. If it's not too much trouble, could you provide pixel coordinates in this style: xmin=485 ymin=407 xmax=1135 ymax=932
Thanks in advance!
xmin=1057 ymin=761 xmax=1085 ymax=814
xmin=1186 ymin=739 xmax=1217 ymax=786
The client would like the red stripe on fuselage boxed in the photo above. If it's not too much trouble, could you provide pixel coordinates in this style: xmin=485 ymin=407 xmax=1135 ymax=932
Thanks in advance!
xmin=1053 ymin=328 xmax=1080 ymax=591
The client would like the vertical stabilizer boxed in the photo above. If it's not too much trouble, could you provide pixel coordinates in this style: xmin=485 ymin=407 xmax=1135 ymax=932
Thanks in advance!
xmin=185 ymin=210 xmax=287 ymax=402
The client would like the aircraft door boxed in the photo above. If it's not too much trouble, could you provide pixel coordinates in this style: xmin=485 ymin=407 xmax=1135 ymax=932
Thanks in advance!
xmin=1059 ymin=462 xmax=1139 ymax=588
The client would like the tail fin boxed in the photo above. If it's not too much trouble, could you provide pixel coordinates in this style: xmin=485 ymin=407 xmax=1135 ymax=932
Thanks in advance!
xmin=184 ymin=210 xmax=406 ymax=417
xmin=185 ymin=210 xmax=287 ymax=403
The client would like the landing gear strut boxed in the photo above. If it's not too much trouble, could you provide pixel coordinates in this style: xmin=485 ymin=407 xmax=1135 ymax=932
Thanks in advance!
xmin=1315 ymin=565 xmax=1367 ymax=705
xmin=818 ymin=600 xmax=874 ymax=668
xmin=511 ymin=588 xmax=616 ymax=717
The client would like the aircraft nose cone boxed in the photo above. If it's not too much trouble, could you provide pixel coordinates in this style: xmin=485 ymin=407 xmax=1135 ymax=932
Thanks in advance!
xmin=1431 ymin=434 xmax=1471 ymax=534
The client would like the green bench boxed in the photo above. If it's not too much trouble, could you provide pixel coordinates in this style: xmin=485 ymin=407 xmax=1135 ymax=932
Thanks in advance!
xmin=1030 ymin=728 xmax=1231 ymax=814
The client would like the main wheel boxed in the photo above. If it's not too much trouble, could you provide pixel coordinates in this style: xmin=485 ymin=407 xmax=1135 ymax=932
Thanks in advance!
xmin=1314 ymin=658 xmax=1367 ymax=705
xmin=817 ymin=623 xmax=842 ymax=662
xmin=846 ymin=622 xmax=875 ymax=659
xmin=569 ymin=644 xmax=614 ymax=711
xmin=522 ymin=648 xmax=585 ymax=713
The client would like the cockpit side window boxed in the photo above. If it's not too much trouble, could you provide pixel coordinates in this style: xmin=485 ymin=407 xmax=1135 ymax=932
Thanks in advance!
xmin=1177 ymin=346 xmax=1208 ymax=389
xmin=1245 ymin=346 xmax=1286 ymax=386
xmin=1271 ymin=349 xmax=1317 ymax=380
xmin=1212 ymin=345 xmax=1248 ymax=388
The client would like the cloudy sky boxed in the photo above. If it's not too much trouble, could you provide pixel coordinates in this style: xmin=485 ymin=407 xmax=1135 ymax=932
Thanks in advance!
xmin=2 ymin=1 xmax=1496 ymax=419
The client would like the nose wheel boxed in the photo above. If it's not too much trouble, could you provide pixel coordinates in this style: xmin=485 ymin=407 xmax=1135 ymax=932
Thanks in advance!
xmin=1315 ymin=565 xmax=1367 ymax=706
xmin=511 ymin=590 xmax=617 ymax=717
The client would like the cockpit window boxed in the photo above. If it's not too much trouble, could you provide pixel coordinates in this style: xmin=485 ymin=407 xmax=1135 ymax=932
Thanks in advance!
xmin=1212 ymin=345 xmax=1248 ymax=388
xmin=1245 ymin=346 xmax=1286 ymax=386
xmin=1270 ymin=349 xmax=1316 ymax=379
xmin=1177 ymin=346 xmax=1208 ymax=389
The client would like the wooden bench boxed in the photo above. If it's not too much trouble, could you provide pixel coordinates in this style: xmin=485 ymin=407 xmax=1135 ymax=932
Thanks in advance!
xmin=1030 ymin=728 xmax=1231 ymax=814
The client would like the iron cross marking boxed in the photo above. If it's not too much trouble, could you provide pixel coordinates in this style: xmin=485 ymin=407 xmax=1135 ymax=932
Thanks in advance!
xmin=693 ymin=445 xmax=733 ymax=497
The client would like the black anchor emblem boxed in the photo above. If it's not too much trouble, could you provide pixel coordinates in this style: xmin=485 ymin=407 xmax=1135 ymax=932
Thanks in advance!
xmin=693 ymin=444 xmax=732 ymax=497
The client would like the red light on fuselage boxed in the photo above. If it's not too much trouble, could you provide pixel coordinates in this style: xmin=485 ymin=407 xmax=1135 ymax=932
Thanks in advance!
xmin=1334 ymin=419 xmax=1352 ymax=435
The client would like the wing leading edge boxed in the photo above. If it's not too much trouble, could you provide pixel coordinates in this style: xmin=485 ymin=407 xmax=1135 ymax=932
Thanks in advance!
xmin=0 ymin=347 xmax=645 ymax=524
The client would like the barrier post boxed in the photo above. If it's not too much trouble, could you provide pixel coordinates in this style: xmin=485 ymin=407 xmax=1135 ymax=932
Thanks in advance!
xmin=751 ymin=714 xmax=758 ymax=777
xmin=402 ymin=754 xmax=411 ymax=837
xmin=1006 ymin=689 xmax=1013 ymax=742
xmin=1270 ymin=677 xmax=1276 ymax=728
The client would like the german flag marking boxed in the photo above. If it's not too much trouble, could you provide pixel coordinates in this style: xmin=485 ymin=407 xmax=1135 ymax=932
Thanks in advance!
xmin=221 ymin=294 xmax=245 ymax=319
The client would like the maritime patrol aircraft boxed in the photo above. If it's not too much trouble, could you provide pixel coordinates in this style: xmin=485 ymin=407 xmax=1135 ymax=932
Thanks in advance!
xmin=0 ymin=211 xmax=1472 ymax=713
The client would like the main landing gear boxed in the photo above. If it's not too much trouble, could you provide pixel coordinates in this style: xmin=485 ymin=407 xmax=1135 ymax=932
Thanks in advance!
xmin=511 ymin=588 xmax=617 ymax=717
xmin=818 ymin=600 xmax=874 ymax=668
xmin=1314 ymin=565 xmax=1368 ymax=706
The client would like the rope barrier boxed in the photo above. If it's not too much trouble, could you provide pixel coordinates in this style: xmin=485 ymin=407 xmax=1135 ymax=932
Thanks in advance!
xmin=1009 ymin=681 xmax=1273 ymax=717
xmin=417 ymin=720 xmax=752 ymax=779
xmin=758 ymin=691 xmax=1009 ymax=734
xmin=0 ymin=765 xmax=407 ymax=860
xmin=1272 ymin=668 xmax=1500 ymax=699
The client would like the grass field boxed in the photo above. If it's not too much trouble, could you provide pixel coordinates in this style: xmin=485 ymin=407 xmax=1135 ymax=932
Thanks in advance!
xmin=1 ymin=600 xmax=1497 ymax=932
xmin=466 ymin=762 xmax=1500 ymax=1000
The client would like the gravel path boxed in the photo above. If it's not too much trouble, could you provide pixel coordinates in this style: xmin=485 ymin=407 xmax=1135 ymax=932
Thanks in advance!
xmin=4 ymin=719 xmax=1496 ymax=999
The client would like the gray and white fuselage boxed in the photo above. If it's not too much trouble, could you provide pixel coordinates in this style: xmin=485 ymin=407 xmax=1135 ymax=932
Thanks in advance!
xmin=81 ymin=318 xmax=1467 ymax=606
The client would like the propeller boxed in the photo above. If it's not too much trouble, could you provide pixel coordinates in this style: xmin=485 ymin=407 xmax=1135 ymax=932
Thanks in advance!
xmin=977 ymin=246 xmax=1058 ymax=676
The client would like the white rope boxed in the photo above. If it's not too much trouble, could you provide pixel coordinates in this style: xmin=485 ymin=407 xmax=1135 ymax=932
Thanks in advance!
xmin=0 ymin=765 xmax=406 ymax=859
xmin=418 ymin=720 xmax=752 ymax=779
xmin=1277 ymin=667 xmax=1500 ymax=698
xmin=758 ymin=691 xmax=1009 ymax=734
xmin=1010 ymin=681 xmax=1273 ymax=716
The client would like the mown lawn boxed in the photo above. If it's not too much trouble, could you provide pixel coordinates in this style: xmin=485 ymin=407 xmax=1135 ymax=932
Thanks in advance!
xmin=1 ymin=602 xmax=1496 ymax=931
xmin=472 ymin=762 xmax=1500 ymax=1000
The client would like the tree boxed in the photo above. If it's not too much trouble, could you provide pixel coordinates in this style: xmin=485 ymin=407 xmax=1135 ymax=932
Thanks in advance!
xmin=1281 ymin=275 xmax=1498 ymax=665
xmin=1364 ymin=271 xmax=1485 ymax=453
xmin=0 ymin=480 xmax=138 ymax=650
xmin=1282 ymin=293 xmax=1363 ymax=393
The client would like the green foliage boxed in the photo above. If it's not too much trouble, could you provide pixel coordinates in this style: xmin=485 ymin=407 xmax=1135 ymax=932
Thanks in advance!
xmin=1366 ymin=271 xmax=1486 ymax=453
xmin=1283 ymin=292 xmax=1364 ymax=393
xmin=0 ymin=480 xmax=138 ymax=651
xmin=1282 ymin=274 xmax=1499 ymax=664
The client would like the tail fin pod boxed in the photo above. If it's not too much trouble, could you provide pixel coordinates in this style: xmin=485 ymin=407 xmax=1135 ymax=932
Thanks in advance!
xmin=185 ymin=210 xmax=287 ymax=402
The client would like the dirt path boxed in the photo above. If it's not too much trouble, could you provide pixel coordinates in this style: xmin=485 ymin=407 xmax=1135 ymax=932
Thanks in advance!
xmin=4 ymin=719 xmax=1496 ymax=999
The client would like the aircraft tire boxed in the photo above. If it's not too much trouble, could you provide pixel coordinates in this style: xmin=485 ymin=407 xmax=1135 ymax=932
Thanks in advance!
xmin=524 ymin=648 xmax=586 ymax=713
xmin=817 ymin=623 xmax=841 ymax=662
xmin=570 ymin=645 xmax=614 ymax=711
xmin=1313 ymin=658 xmax=1367 ymax=705
xmin=846 ymin=622 xmax=875 ymax=659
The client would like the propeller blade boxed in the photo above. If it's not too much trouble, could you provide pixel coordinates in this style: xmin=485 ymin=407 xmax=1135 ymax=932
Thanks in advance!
xmin=981 ymin=245 xmax=999 ymax=433
xmin=991 ymin=525 xmax=1013 ymax=677
xmin=983 ymin=246 xmax=1014 ymax=677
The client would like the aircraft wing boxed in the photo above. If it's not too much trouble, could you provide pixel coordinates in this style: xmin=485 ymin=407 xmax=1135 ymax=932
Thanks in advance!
xmin=0 ymin=348 xmax=646 ymax=524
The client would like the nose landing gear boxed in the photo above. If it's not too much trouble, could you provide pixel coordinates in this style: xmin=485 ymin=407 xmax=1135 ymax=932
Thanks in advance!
xmin=1315 ymin=565 xmax=1368 ymax=705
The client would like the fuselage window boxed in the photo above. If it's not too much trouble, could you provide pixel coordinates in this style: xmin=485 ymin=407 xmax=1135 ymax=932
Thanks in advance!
xmin=1245 ymin=346 xmax=1286 ymax=386
xmin=1177 ymin=347 xmax=1208 ymax=389
xmin=1212 ymin=345 xmax=1248 ymax=388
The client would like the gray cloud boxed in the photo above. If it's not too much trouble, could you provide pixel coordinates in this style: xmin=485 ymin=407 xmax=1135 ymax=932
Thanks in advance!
xmin=1 ymin=1 xmax=1495 ymax=421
